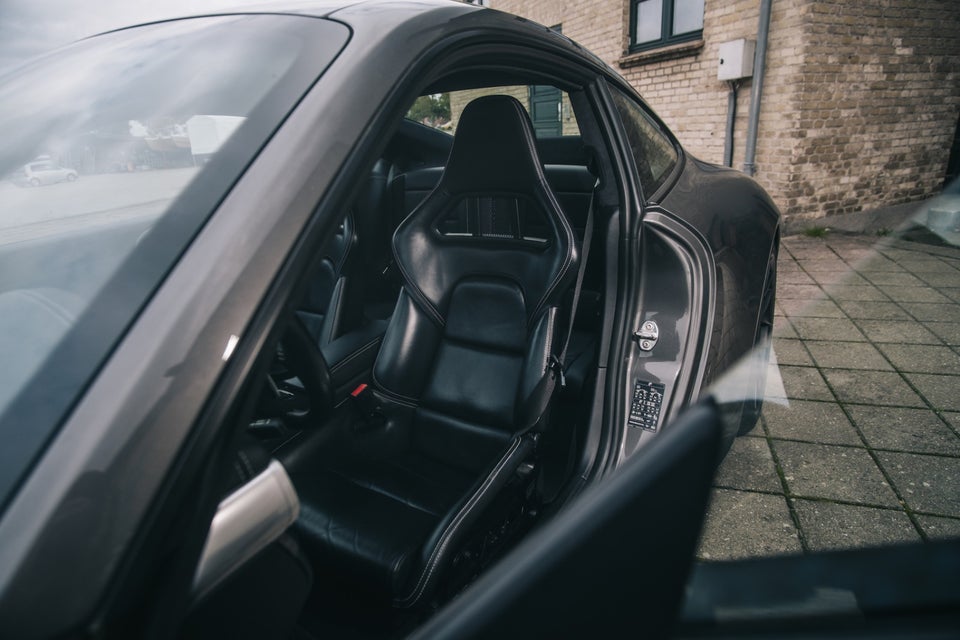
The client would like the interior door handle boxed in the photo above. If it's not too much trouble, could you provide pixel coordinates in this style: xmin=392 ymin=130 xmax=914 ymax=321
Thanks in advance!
xmin=192 ymin=459 xmax=299 ymax=599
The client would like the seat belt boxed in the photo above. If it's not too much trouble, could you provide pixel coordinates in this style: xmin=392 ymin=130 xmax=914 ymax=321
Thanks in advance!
xmin=552 ymin=184 xmax=597 ymax=388
xmin=521 ymin=185 xmax=598 ymax=432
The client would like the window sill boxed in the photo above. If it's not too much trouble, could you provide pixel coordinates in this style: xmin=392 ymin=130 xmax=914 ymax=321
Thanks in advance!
xmin=618 ymin=39 xmax=704 ymax=69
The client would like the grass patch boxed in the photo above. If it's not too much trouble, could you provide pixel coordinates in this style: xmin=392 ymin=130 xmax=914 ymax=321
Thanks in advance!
xmin=802 ymin=226 xmax=830 ymax=238
xmin=876 ymin=227 xmax=892 ymax=237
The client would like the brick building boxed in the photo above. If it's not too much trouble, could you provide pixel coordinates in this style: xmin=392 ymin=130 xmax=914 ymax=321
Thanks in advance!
xmin=481 ymin=0 xmax=960 ymax=223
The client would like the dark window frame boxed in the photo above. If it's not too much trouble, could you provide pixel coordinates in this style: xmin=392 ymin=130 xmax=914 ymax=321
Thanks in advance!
xmin=629 ymin=0 xmax=704 ymax=53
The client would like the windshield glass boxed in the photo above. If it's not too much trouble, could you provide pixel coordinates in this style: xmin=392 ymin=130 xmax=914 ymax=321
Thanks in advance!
xmin=0 ymin=14 xmax=348 ymax=507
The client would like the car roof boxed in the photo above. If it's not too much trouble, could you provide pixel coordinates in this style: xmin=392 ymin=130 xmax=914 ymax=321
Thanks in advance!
xmin=92 ymin=0 xmax=477 ymax=34
xmin=81 ymin=0 xmax=610 ymax=85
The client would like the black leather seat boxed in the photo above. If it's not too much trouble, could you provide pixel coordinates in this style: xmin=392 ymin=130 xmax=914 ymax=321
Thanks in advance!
xmin=292 ymin=95 xmax=577 ymax=608
xmin=388 ymin=155 xmax=601 ymax=402
xmin=296 ymin=211 xmax=361 ymax=347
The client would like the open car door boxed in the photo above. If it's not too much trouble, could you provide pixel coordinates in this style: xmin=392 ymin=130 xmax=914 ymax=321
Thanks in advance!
xmin=412 ymin=399 xmax=724 ymax=639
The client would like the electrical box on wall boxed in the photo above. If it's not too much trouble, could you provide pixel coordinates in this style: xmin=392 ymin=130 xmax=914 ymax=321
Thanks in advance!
xmin=718 ymin=39 xmax=756 ymax=81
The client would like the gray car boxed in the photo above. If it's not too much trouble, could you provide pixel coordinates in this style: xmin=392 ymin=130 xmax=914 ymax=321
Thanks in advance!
xmin=5 ymin=3 xmax=948 ymax=640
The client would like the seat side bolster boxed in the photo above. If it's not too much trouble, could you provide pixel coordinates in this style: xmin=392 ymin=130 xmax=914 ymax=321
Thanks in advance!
xmin=394 ymin=433 xmax=536 ymax=608
xmin=515 ymin=307 xmax=560 ymax=431
xmin=373 ymin=290 xmax=443 ymax=402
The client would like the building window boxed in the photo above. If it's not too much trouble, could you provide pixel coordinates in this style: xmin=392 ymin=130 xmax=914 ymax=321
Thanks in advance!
xmin=630 ymin=0 xmax=704 ymax=51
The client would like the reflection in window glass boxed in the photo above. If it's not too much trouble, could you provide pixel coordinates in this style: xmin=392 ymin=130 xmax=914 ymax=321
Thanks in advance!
xmin=0 ymin=14 xmax=347 ymax=507
xmin=609 ymin=86 xmax=678 ymax=198
xmin=673 ymin=0 xmax=705 ymax=35
xmin=635 ymin=0 xmax=664 ymax=44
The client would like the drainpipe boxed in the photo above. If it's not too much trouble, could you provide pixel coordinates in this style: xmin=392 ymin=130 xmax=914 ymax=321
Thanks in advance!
xmin=723 ymin=80 xmax=740 ymax=167
xmin=742 ymin=0 xmax=773 ymax=176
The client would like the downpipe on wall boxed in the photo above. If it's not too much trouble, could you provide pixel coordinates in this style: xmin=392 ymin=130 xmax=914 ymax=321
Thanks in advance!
xmin=742 ymin=0 xmax=773 ymax=177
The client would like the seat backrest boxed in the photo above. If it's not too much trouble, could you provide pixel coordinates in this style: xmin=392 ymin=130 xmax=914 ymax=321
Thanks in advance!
xmin=372 ymin=95 xmax=577 ymax=464
xmin=296 ymin=211 xmax=358 ymax=347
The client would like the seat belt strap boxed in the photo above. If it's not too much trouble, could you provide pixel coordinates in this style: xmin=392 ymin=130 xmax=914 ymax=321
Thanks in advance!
xmin=554 ymin=183 xmax=598 ymax=386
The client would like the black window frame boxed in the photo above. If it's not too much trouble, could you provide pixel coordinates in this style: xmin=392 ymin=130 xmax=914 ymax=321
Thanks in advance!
xmin=629 ymin=0 xmax=704 ymax=53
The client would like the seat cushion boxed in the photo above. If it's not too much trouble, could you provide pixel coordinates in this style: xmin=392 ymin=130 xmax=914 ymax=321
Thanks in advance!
xmin=293 ymin=449 xmax=476 ymax=598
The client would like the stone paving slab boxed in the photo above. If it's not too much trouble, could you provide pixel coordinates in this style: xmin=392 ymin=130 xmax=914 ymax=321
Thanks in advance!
xmin=856 ymin=319 xmax=942 ymax=344
xmin=924 ymin=321 xmax=960 ymax=345
xmin=762 ymin=400 xmax=861 ymax=446
xmin=713 ymin=437 xmax=783 ymax=494
xmin=905 ymin=373 xmax=960 ymax=411
xmin=791 ymin=317 xmax=867 ymax=342
xmin=771 ymin=338 xmax=814 ymax=367
xmin=835 ymin=299 xmax=912 ymax=321
xmin=772 ymin=441 xmax=900 ymax=507
xmin=846 ymin=405 xmax=960 ymax=455
xmin=804 ymin=340 xmax=892 ymax=370
xmin=877 ymin=343 xmax=960 ymax=375
xmin=770 ymin=365 xmax=834 ymax=402
xmin=699 ymin=231 xmax=960 ymax=562
xmin=917 ymin=515 xmax=960 ymax=540
xmin=791 ymin=500 xmax=920 ymax=552
xmin=876 ymin=451 xmax=960 ymax=517
xmin=698 ymin=490 xmax=802 ymax=561
xmin=821 ymin=369 xmax=926 ymax=407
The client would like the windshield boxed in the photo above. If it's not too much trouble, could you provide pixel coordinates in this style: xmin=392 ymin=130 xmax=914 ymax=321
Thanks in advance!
xmin=0 ymin=14 xmax=348 ymax=508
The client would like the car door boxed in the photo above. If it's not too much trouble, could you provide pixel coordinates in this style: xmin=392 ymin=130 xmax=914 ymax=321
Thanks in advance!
xmin=410 ymin=399 xmax=724 ymax=639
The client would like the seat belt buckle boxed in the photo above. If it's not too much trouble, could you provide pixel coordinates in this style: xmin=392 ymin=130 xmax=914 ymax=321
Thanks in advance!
xmin=549 ymin=354 xmax=566 ymax=388
xmin=350 ymin=383 xmax=385 ymax=428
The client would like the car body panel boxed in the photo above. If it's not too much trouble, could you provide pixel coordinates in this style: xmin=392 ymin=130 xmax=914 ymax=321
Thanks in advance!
xmin=659 ymin=155 xmax=781 ymax=386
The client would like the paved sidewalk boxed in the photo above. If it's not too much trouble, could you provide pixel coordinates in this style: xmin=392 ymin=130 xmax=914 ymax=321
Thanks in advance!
xmin=698 ymin=231 xmax=960 ymax=560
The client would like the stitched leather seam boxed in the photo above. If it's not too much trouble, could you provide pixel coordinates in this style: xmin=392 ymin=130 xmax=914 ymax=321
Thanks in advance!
xmin=393 ymin=208 xmax=446 ymax=328
xmin=371 ymin=368 xmax=419 ymax=407
xmin=504 ymin=99 xmax=576 ymax=324
xmin=417 ymin=399 xmax=513 ymax=433
xmin=395 ymin=436 xmax=525 ymax=607
xmin=442 ymin=333 xmax=525 ymax=357
xmin=328 ymin=468 xmax=440 ymax=518
xmin=531 ymin=185 xmax=576 ymax=322
xmin=337 ymin=211 xmax=354 ymax=272
xmin=329 ymin=336 xmax=382 ymax=374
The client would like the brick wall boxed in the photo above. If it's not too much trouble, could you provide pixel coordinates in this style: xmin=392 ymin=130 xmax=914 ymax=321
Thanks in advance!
xmin=449 ymin=86 xmax=580 ymax=136
xmin=488 ymin=0 xmax=960 ymax=221
xmin=785 ymin=0 xmax=960 ymax=220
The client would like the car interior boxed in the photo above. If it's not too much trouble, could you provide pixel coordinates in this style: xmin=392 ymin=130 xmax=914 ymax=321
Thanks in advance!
xmin=184 ymin=73 xmax=621 ymax=639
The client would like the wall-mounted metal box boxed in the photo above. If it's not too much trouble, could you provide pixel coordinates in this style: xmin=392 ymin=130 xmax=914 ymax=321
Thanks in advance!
xmin=718 ymin=39 xmax=756 ymax=81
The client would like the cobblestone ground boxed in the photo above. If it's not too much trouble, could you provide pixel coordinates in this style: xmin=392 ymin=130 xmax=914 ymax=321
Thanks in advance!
xmin=698 ymin=232 xmax=960 ymax=560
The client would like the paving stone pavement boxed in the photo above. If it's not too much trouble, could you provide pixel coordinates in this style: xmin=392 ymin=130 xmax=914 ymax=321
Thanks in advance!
xmin=698 ymin=232 xmax=960 ymax=561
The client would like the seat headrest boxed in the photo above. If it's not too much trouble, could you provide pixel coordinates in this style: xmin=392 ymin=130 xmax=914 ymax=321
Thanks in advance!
xmin=441 ymin=95 xmax=546 ymax=194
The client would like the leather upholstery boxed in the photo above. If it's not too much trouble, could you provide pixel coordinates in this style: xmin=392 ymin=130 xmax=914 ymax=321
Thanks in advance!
xmin=293 ymin=95 xmax=576 ymax=607
xmin=296 ymin=212 xmax=359 ymax=347
xmin=388 ymin=154 xmax=602 ymax=401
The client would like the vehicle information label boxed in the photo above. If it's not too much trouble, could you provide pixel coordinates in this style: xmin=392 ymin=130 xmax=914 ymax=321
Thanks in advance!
xmin=628 ymin=379 xmax=665 ymax=432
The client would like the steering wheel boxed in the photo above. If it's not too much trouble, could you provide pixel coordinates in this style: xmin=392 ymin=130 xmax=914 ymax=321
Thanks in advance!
xmin=264 ymin=316 xmax=333 ymax=428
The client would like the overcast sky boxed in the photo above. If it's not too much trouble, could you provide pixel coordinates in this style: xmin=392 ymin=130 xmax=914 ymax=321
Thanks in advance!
xmin=0 ymin=0 xmax=278 ymax=73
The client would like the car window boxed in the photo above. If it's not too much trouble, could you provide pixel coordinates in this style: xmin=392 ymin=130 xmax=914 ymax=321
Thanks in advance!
xmin=608 ymin=84 xmax=679 ymax=199
xmin=0 ymin=15 xmax=349 ymax=510
xmin=407 ymin=85 xmax=581 ymax=138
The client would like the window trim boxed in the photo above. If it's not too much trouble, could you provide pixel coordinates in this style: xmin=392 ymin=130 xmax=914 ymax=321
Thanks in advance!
xmin=628 ymin=0 xmax=704 ymax=54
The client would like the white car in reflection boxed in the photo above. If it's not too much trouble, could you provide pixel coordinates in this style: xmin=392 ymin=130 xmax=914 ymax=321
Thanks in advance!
xmin=13 ymin=160 xmax=78 ymax=187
